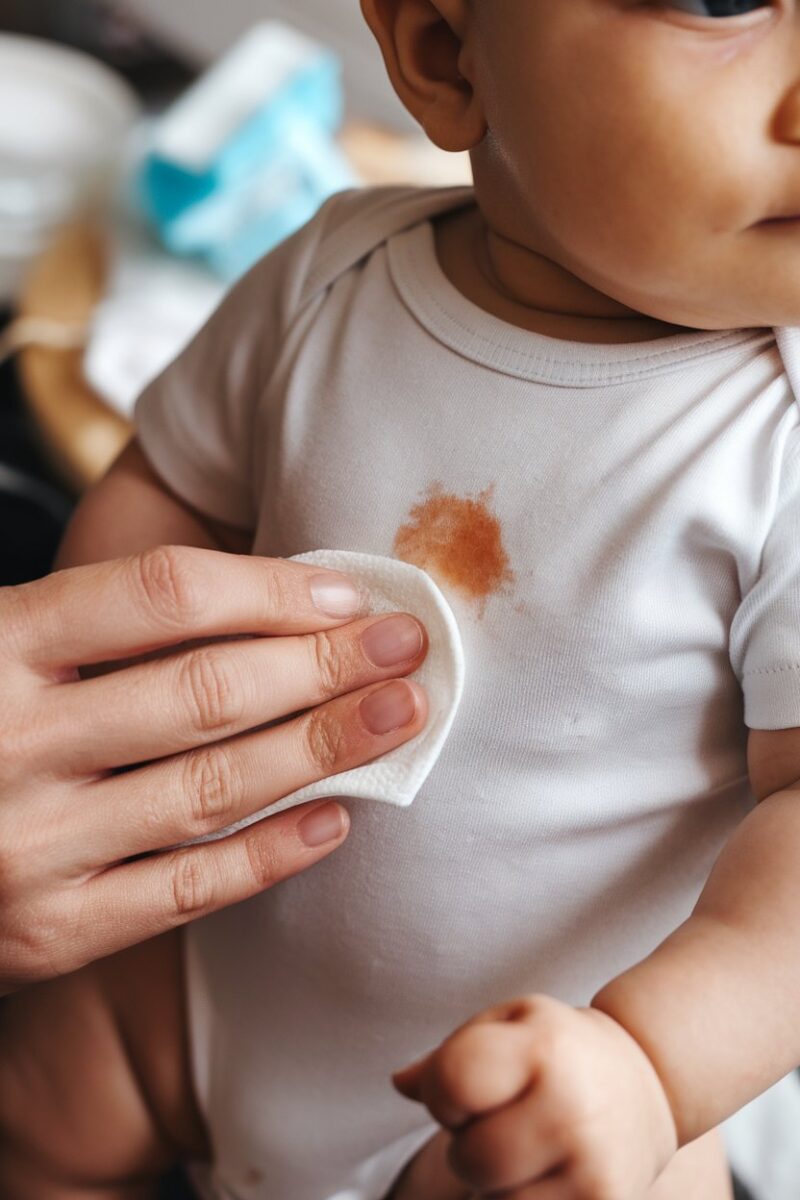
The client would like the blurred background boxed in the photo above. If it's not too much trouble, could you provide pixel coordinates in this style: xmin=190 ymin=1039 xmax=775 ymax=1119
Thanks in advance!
xmin=0 ymin=0 xmax=468 ymax=586
xmin=0 ymin=0 xmax=409 ymax=124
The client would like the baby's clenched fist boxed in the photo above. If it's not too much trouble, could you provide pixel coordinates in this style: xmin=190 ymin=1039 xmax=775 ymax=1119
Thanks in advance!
xmin=392 ymin=995 xmax=679 ymax=1200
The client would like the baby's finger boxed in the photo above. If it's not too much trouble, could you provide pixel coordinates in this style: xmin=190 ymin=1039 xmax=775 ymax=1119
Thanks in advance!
xmin=407 ymin=1024 xmax=538 ymax=1130
xmin=11 ymin=547 xmax=366 ymax=673
xmin=394 ymin=999 xmax=536 ymax=1094
xmin=448 ymin=1087 xmax=567 ymax=1195
xmin=71 ymin=798 xmax=351 ymax=965
xmin=44 ymin=612 xmax=426 ymax=775
xmin=394 ymin=1003 xmax=534 ymax=1098
xmin=393 ymin=1053 xmax=434 ymax=1100
xmin=74 ymin=679 xmax=428 ymax=863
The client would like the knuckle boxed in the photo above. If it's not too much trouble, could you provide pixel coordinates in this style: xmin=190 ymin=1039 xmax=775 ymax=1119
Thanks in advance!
xmin=168 ymin=852 xmax=215 ymax=920
xmin=0 ymin=698 xmax=43 ymax=784
xmin=261 ymin=562 xmax=292 ymax=617
xmin=0 ymin=582 xmax=36 ymax=661
xmin=310 ymin=629 xmax=350 ymax=700
xmin=243 ymin=828 xmax=284 ymax=891
xmin=180 ymin=647 xmax=244 ymax=736
xmin=0 ymin=812 xmax=57 ymax=904
xmin=5 ymin=898 xmax=72 ymax=983
xmin=185 ymin=744 xmax=240 ymax=833
xmin=0 ymin=842 xmax=27 ymax=908
xmin=303 ymin=706 xmax=348 ymax=777
xmin=0 ymin=724 xmax=22 ymax=781
xmin=135 ymin=545 xmax=202 ymax=631
xmin=132 ymin=780 xmax=172 ymax=844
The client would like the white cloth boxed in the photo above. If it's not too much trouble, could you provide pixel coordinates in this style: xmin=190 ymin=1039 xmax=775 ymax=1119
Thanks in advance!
xmin=199 ymin=549 xmax=464 ymax=842
xmin=136 ymin=187 xmax=800 ymax=1200
xmin=285 ymin=550 xmax=464 ymax=809
xmin=84 ymin=206 xmax=224 ymax=417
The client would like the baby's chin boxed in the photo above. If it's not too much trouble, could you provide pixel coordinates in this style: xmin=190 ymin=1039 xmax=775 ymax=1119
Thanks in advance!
xmin=630 ymin=257 xmax=800 ymax=333
xmin=584 ymin=235 xmax=800 ymax=334
xmin=626 ymin=293 xmax=798 ymax=336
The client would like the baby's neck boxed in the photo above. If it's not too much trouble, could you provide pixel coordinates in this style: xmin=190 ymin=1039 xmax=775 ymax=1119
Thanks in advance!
xmin=434 ymin=205 xmax=692 ymax=345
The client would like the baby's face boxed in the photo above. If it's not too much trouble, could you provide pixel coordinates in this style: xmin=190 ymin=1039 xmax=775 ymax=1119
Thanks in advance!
xmin=466 ymin=0 xmax=800 ymax=329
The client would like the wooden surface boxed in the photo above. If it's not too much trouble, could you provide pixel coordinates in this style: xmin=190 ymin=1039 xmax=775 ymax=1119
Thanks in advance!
xmin=17 ymin=223 xmax=132 ymax=494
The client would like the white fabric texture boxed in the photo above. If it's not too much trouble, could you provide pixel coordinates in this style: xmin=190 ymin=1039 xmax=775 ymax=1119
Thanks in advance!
xmin=135 ymin=187 xmax=800 ymax=1200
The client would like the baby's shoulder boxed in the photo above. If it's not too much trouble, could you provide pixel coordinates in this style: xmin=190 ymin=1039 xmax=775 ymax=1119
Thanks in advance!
xmin=272 ymin=183 xmax=474 ymax=314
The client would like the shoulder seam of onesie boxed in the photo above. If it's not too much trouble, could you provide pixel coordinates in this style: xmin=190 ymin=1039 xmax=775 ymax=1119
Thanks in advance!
xmin=298 ymin=184 xmax=475 ymax=309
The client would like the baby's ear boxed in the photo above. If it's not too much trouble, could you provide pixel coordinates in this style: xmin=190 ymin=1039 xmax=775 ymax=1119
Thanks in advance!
xmin=361 ymin=0 xmax=486 ymax=153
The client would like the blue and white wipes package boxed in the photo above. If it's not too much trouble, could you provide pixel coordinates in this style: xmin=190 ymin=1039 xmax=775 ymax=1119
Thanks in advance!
xmin=139 ymin=22 xmax=356 ymax=278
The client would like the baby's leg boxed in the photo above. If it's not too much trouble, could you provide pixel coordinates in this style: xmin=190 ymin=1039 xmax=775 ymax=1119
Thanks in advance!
xmin=0 ymin=932 xmax=206 ymax=1199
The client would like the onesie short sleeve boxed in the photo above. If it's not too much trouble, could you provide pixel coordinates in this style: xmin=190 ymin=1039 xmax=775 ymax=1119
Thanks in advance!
xmin=134 ymin=185 xmax=472 ymax=529
xmin=730 ymin=423 xmax=800 ymax=729
xmin=134 ymin=200 xmax=332 ymax=529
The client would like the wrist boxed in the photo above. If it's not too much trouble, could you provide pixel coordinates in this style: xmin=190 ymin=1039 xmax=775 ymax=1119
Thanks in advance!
xmin=589 ymin=982 xmax=685 ymax=1144
xmin=581 ymin=1005 xmax=678 ymax=1165
xmin=590 ymin=913 xmax=760 ymax=1146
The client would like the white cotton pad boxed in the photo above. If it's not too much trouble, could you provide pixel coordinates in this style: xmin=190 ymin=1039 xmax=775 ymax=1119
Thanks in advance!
xmin=282 ymin=549 xmax=464 ymax=810
xmin=190 ymin=550 xmax=465 ymax=843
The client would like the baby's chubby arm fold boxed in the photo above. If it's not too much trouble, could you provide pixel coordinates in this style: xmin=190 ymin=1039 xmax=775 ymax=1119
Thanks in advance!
xmin=591 ymin=725 xmax=800 ymax=1148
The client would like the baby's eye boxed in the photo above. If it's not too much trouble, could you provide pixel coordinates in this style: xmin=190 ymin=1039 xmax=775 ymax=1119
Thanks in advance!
xmin=664 ymin=0 xmax=772 ymax=15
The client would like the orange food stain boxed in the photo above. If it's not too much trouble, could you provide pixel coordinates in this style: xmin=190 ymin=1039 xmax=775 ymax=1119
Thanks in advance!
xmin=393 ymin=483 xmax=514 ymax=615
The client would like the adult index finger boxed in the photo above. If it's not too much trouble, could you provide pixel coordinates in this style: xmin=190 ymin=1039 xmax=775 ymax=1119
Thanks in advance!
xmin=5 ymin=546 xmax=365 ymax=672
xmin=71 ymin=799 xmax=351 ymax=966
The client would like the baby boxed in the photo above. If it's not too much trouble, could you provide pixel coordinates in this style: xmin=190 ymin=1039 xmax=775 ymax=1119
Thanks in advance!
xmin=5 ymin=0 xmax=800 ymax=1197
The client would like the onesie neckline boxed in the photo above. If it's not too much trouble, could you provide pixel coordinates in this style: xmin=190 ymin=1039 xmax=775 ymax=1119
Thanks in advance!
xmin=386 ymin=215 xmax=770 ymax=388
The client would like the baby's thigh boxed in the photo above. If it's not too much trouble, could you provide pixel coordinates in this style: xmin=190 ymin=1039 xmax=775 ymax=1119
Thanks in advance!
xmin=647 ymin=1129 xmax=733 ymax=1200
xmin=0 ymin=931 xmax=205 ymax=1194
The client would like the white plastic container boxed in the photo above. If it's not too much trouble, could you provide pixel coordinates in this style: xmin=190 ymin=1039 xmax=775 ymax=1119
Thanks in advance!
xmin=0 ymin=34 xmax=139 ymax=300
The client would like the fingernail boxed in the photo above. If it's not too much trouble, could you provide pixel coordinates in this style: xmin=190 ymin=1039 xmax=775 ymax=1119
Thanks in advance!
xmin=298 ymin=801 xmax=347 ymax=847
xmin=360 ymin=680 xmax=417 ymax=735
xmin=361 ymin=615 xmax=423 ymax=668
xmin=309 ymin=572 xmax=363 ymax=618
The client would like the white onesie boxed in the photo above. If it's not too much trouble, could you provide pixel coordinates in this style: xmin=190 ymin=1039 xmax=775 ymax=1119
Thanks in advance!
xmin=136 ymin=186 xmax=800 ymax=1200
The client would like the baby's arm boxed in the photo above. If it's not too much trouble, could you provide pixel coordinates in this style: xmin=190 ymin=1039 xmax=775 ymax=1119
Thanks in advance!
xmin=391 ymin=736 xmax=800 ymax=1197
xmin=591 ymin=727 xmax=800 ymax=1142
xmin=57 ymin=437 xmax=250 ymax=569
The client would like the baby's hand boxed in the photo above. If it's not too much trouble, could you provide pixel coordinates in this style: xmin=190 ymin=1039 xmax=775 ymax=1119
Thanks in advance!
xmin=392 ymin=996 xmax=678 ymax=1200
xmin=384 ymin=1130 xmax=471 ymax=1200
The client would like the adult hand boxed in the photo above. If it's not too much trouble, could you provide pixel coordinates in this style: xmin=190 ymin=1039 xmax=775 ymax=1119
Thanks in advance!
xmin=0 ymin=546 xmax=428 ymax=993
